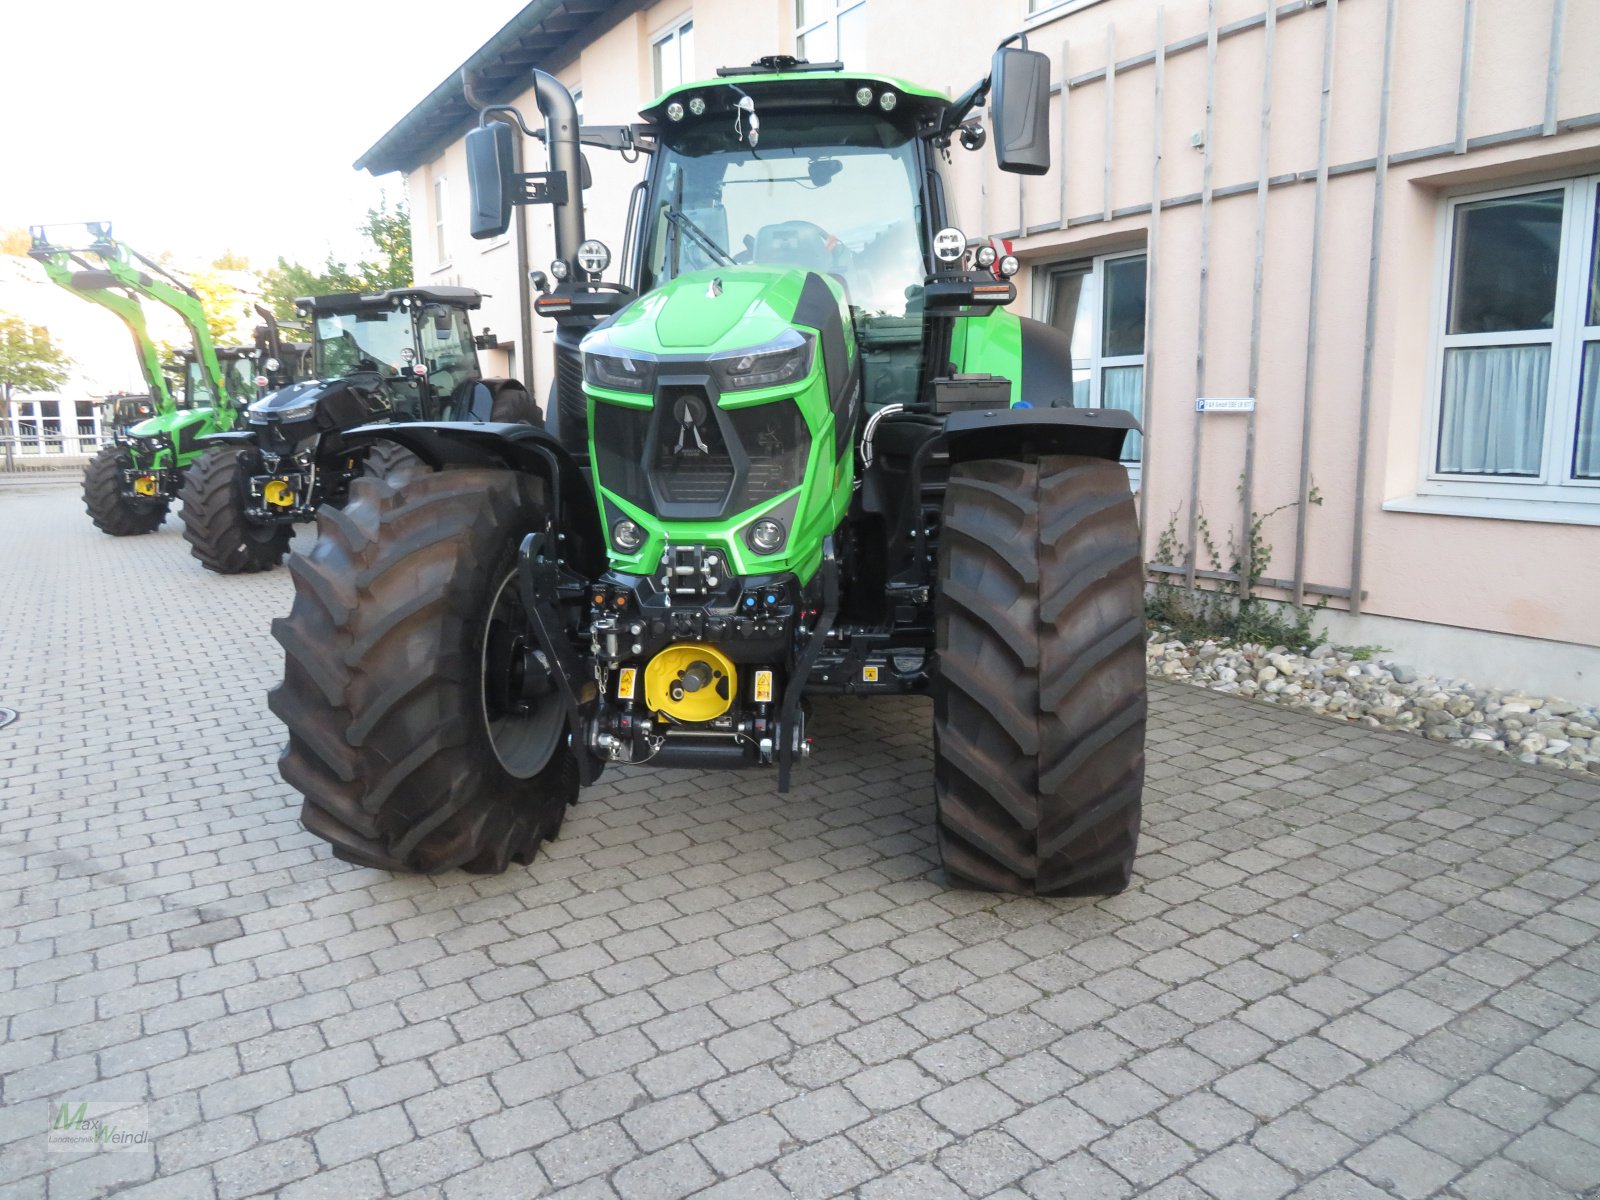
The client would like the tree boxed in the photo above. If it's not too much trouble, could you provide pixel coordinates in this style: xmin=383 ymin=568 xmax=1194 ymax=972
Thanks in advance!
xmin=0 ymin=228 xmax=31 ymax=257
xmin=256 ymin=195 xmax=413 ymax=322
xmin=0 ymin=312 xmax=72 ymax=470
xmin=190 ymin=270 xmax=256 ymax=345
xmin=354 ymin=198 xmax=412 ymax=292
xmin=212 ymin=249 xmax=250 ymax=271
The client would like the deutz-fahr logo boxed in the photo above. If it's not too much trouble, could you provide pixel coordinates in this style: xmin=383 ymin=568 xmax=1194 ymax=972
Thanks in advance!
xmin=47 ymin=1100 xmax=150 ymax=1153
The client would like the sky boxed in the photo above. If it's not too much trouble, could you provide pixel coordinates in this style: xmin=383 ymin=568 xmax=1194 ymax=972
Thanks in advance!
xmin=0 ymin=1 xmax=526 ymax=269
xmin=0 ymin=0 xmax=528 ymax=394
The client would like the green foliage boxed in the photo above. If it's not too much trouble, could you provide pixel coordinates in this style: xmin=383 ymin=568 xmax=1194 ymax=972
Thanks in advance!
xmin=0 ymin=312 xmax=72 ymax=412
xmin=256 ymin=196 xmax=413 ymax=322
xmin=1146 ymin=483 xmax=1326 ymax=649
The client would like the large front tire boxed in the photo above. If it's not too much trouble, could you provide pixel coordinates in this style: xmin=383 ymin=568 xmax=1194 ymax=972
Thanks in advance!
xmin=177 ymin=446 xmax=292 ymax=574
xmin=933 ymin=455 xmax=1146 ymax=896
xmin=83 ymin=445 xmax=166 ymax=536
xmin=269 ymin=467 xmax=578 ymax=873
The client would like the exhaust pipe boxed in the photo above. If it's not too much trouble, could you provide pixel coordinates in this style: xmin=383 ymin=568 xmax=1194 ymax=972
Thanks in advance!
xmin=530 ymin=69 xmax=586 ymax=275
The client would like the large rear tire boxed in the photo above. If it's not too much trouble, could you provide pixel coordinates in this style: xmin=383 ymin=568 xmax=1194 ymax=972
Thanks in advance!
xmin=269 ymin=467 xmax=577 ymax=873
xmin=177 ymin=446 xmax=292 ymax=574
xmin=83 ymin=445 xmax=166 ymax=536
xmin=933 ymin=455 xmax=1146 ymax=896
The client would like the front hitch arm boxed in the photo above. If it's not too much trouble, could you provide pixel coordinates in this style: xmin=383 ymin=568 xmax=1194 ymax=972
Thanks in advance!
xmin=516 ymin=530 xmax=604 ymax=786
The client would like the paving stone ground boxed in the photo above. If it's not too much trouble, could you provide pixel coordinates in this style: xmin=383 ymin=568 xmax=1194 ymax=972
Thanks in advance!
xmin=2 ymin=475 xmax=1599 ymax=1200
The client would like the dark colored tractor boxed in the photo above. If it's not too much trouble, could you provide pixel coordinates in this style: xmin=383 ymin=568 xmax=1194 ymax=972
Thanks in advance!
xmin=178 ymin=286 xmax=539 ymax=573
xmin=271 ymin=43 xmax=1146 ymax=895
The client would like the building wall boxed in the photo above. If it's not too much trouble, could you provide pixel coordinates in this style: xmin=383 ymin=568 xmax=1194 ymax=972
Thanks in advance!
xmin=397 ymin=0 xmax=1600 ymax=663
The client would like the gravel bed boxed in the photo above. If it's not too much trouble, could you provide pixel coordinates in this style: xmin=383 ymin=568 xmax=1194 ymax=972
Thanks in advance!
xmin=1147 ymin=629 xmax=1600 ymax=774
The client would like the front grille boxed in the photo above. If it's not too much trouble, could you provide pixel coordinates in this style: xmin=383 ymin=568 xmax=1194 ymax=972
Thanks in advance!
xmin=591 ymin=390 xmax=810 ymax=520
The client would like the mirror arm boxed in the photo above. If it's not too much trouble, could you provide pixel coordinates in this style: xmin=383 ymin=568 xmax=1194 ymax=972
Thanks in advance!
xmin=462 ymin=69 xmax=541 ymax=136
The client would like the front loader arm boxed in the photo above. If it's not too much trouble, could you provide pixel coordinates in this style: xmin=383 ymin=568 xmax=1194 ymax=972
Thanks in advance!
xmin=28 ymin=240 xmax=176 ymax=414
xmin=88 ymin=234 xmax=236 ymax=428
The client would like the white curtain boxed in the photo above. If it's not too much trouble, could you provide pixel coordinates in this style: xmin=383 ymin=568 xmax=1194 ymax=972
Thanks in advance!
xmin=1577 ymin=343 xmax=1600 ymax=480
xmin=1438 ymin=345 xmax=1549 ymax=475
xmin=1103 ymin=366 xmax=1144 ymax=463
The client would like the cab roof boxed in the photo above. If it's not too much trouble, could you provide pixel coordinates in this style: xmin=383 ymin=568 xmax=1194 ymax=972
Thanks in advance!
xmin=641 ymin=59 xmax=953 ymax=139
xmin=295 ymin=286 xmax=484 ymax=315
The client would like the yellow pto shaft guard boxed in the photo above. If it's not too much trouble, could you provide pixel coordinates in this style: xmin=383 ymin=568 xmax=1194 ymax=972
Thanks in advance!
xmin=643 ymin=642 xmax=738 ymax=724
xmin=263 ymin=479 xmax=296 ymax=508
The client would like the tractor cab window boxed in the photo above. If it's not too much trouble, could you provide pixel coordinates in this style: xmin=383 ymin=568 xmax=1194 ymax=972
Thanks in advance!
xmin=417 ymin=305 xmax=478 ymax=398
xmin=315 ymin=310 xmax=416 ymax=382
xmin=184 ymin=360 xmax=216 ymax=408
xmin=643 ymin=114 xmax=927 ymax=319
xmin=225 ymin=357 xmax=257 ymax=402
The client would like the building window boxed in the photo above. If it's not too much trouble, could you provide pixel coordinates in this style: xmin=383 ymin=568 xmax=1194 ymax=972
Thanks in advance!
xmin=1424 ymin=176 xmax=1600 ymax=503
xmin=1027 ymin=0 xmax=1109 ymax=19
xmin=1040 ymin=250 xmax=1147 ymax=465
xmin=433 ymin=176 xmax=450 ymax=266
xmin=796 ymin=0 xmax=865 ymax=67
xmin=652 ymin=18 xmax=694 ymax=95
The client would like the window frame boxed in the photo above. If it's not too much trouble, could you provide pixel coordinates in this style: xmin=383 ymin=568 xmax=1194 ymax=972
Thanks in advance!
xmin=794 ymin=0 xmax=865 ymax=65
xmin=1024 ymin=0 xmax=1110 ymax=24
xmin=1036 ymin=247 xmax=1148 ymax=479
xmin=651 ymin=16 xmax=694 ymax=97
xmin=432 ymin=175 xmax=451 ymax=270
xmin=1418 ymin=174 xmax=1600 ymax=506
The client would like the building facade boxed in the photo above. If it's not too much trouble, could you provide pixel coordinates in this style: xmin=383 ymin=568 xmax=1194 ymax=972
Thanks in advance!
xmin=359 ymin=0 xmax=1600 ymax=699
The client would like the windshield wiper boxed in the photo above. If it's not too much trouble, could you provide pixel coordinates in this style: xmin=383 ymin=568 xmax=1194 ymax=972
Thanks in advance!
xmin=666 ymin=210 xmax=735 ymax=267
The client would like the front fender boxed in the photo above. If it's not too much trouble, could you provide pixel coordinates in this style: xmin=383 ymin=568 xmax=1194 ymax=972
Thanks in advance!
xmin=343 ymin=421 xmax=604 ymax=577
xmin=939 ymin=406 xmax=1138 ymax=465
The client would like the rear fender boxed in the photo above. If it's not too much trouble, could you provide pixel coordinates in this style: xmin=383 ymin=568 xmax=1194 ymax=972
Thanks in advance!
xmin=940 ymin=406 xmax=1137 ymax=465
xmin=343 ymin=421 xmax=605 ymax=577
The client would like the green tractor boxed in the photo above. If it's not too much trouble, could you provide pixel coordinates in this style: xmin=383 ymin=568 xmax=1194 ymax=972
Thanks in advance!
xmin=178 ymin=287 xmax=539 ymax=574
xmin=272 ymin=41 xmax=1146 ymax=895
xmin=30 ymin=224 xmax=248 ymax=536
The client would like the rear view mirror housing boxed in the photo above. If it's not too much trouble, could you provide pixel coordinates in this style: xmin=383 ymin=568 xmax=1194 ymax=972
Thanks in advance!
xmin=466 ymin=122 xmax=516 ymax=240
xmin=990 ymin=44 xmax=1052 ymax=176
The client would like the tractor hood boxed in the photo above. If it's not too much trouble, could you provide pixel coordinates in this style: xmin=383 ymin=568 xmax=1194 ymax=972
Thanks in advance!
xmin=586 ymin=265 xmax=842 ymax=360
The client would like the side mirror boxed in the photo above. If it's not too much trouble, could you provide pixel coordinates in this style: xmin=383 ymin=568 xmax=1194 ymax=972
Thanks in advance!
xmin=466 ymin=122 xmax=516 ymax=240
xmin=990 ymin=44 xmax=1052 ymax=176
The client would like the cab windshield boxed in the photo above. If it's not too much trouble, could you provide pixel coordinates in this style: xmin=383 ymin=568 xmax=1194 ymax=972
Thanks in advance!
xmin=224 ymin=357 xmax=257 ymax=402
xmin=315 ymin=309 xmax=416 ymax=380
xmin=184 ymin=360 xmax=215 ymax=408
xmin=642 ymin=113 xmax=928 ymax=319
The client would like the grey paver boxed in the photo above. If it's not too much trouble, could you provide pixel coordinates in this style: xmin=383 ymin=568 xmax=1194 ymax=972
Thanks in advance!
xmin=5 ymin=480 xmax=1600 ymax=1198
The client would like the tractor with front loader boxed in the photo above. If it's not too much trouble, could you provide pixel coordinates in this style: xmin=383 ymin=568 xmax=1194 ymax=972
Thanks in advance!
xmin=271 ymin=40 xmax=1146 ymax=894
xmin=29 ymin=224 xmax=249 ymax=536
xmin=177 ymin=286 xmax=540 ymax=573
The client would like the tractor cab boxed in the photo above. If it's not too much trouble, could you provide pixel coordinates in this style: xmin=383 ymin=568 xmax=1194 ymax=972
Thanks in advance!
xmin=294 ymin=286 xmax=507 ymax=422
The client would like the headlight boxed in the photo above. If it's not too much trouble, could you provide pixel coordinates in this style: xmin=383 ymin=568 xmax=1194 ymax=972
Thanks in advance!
xmin=252 ymin=398 xmax=319 ymax=422
xmin=999 ymin=255 xmax=1020 ymax=278
xmin=263 ymin=357 xmax=281 ymax=373
xmin=688 ymin=96 xmax=706 ymax=116
xmin=711 ymin=335 xmax=814 ymax=392
xmin=975 ymin=245 xmax=998 ymax=268
xmin=577 ymin=239 xmax=611 ymax=276
xmin=612 ymin=519 xmax=645 ymax=552
xmin=747 ymin=518 xmax=785 ymax=554
xmin=666 ymin=101 xmax=684 ymax=122
xmin=550 ymin=259 xmax=571 ymax=281
xmin=584 ymin=351 xmax=656 ymax=393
